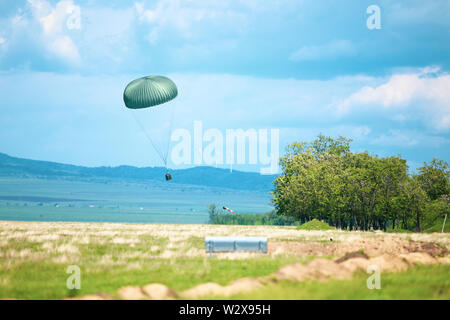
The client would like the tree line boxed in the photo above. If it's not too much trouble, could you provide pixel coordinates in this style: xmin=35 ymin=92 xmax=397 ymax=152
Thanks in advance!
xmin=272 ymin=135 xmax=449 ymax=232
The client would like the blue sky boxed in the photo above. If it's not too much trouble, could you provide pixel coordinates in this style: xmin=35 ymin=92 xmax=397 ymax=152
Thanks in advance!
xmin=0 ymin=0 xmax=449 ymax=173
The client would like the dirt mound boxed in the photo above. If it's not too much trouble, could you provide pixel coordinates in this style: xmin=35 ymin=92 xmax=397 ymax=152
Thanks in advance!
xmin=307 ymin=258 xmax=353 ymax=280
xmin=438 ymin=256 xmax=450 ymax=264
xmin=269 ymin=242 xmax=332 ymax=256
xmin=339 ymin=254 xmax=408 ymax=273
xmin=269 ymin=237 xmax=448 ymax=257
xmin=223 ymin=278 xmax=264 ymax=296
xmin=142 ymin=283 xmax=177 ymax=300
xmin=340 ymin=257 xmax=372 ymax=273
xmin=272 ymin=252 xmax=439 ymax=284
xmin=405 ymin=241 xmax=447 ymax=256
xmin=117 ymin=286 xmax=147 ymax=300
xmin=272 ymin=263 xmax=308 ymax=282
xmin=335 ymin=251 xmax=369 ymax=263
xmin=182 ymin=282 xmax=225 ymax=299
xmin=64 ymin=293 xmax=112 ymax=300
xmin=368 ymin=254 xmax=409 ymax=272
xmin=116 ymin=284 xmax=178 ymax=300
xmin=272 ymin=259 xmax=353 ymax=282
xmin=181 ymin=278 xmax=264 ymax=299
xmin=399 ymin=252 xmax=437 ymax=265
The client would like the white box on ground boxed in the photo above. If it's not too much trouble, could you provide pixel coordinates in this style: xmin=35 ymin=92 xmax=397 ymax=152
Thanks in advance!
xmin=205 ymin=236 xmax=268 ymax=254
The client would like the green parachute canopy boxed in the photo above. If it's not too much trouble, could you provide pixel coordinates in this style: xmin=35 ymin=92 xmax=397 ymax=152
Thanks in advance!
xmin=123 ymin=75 xmax=178 ymax=109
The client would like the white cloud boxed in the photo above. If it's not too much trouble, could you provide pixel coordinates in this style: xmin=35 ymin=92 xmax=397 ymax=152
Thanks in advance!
xmin=27 ymin=0 xmax=81 ymax=64
xmin=280 ymin=125 xmax=371 ymax=145
xmin=371 ymin=129 xmax=449 ymax=148
xmin=372 ymin=130 xmax=419 ymax=147
xmin=48 ymin=35 xmax=80 ymax=64
xmin=40 ymin=1 xmax=72 ymax=34
xmin=4 ymin=1 xmax=137 ymax=71
xmin=289 ymin=39 xmax=357 ymax=62
xmin=334 ymin=68 xmax=450 ymax=131
xmin=134 ymin=0 xmax=247 ymax=43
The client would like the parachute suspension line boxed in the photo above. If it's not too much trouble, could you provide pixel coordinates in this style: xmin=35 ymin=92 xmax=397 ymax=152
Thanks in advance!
xmin=163 ymin=101 xmax=177 ymax=171
xmin=128 ymin=109 xmax=167 ymax=168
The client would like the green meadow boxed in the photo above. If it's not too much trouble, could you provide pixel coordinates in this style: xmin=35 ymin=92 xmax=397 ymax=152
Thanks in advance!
xmin=0 ymin=220 xmax=448 ymax=300
xmin=215 ymin=264 xmax=450 ymax=300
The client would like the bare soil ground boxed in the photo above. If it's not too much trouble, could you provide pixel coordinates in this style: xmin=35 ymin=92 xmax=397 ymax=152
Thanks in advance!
xmin=269 ymin=237 xmax=447 ymax=257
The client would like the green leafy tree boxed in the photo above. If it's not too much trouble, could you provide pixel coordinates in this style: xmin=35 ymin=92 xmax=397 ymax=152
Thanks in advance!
xmin=417 ymin=159 xmax=449 ymax=200
xmin=273 ymin=135 xmax=353 ymax=227
xmin=272 ymin=135 xmax=428 ymax=232
xmin=208 ymin=204 xmax=219 ymax=224
xmin=422 ymin=195 xmax=450 ymax=231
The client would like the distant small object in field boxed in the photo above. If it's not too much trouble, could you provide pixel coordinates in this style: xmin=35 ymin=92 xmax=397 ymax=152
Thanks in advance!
xmin=223 ymin=206 xmax=235 ymax=214
xmin=330 ymin=238 xmax=333 ymax=241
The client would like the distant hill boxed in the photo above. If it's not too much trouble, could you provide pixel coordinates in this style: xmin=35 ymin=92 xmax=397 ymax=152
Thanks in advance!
xmin=0 ymin=152 xmax=277 ymax=191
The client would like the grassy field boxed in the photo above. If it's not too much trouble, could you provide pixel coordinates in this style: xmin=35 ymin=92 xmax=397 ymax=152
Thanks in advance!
xmin=0 ymin=221 xmax=449 ymax=300
xmin=424 ymin=216 xmax=450 ymax=233
xmin=214 ymin=264 xmax=450 ymax=300
xmin=0 ymin=221 xmax=315 ymax=299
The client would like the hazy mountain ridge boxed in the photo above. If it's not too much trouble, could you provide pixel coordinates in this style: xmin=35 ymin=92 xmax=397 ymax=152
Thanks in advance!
xmin=0 ymin=152 xmax=276 ymax=191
